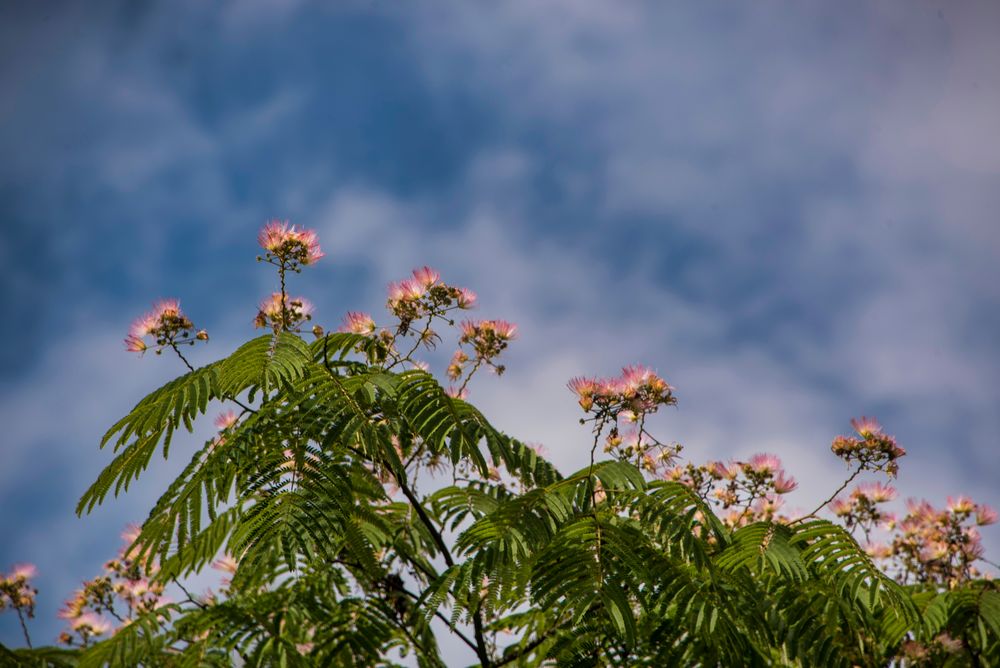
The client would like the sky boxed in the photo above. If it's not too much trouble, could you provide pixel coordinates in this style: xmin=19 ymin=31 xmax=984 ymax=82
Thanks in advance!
xmin=2 ymin=0 xmax=999 ymax=653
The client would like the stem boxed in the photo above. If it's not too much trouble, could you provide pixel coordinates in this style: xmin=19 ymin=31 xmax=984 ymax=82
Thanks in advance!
xmin=279 ymin=263 xmax=288 ymax=332
xmin=791 ymin=467 xmax=863 ymax=526
xmin=16 ymin=608 xmax=32 ymax=648
xmin=395 ymin=475 xmax=492 ymax=667
xmin=457 ymin=358 xmax=484 ymax=396
xmin=169 ymin=342 xmax=195 ymax=373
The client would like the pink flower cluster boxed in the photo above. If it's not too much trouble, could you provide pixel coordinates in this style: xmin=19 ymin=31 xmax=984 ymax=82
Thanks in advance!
xmin=830 ymin=416 xmax=906 ymax=476
xmin=340 ymin=311 xmax=376 ymax=335
xmin=58 ymin=525 xmax=169 ymax=647
xmin=385 ymin=266 xmax=477 ymax=334
xmin=258 ymin=219 xmax=324 ymax=267
xmin=0 ymin=563 xmax=37 ymax=618
xmin=254 ymin=292 xmax=315 ymax=333
xmin=124 ymin=298 xmax=207 ymax=355
xmin=887 ymin=497 xmax=996 ymax=586
xmin=668 ymin=453 xmax=799 ymax=529
xmin=568 ymin=365 xmax=676 ymax=416
xmin=834 ymin=485 xmax=998 ymax=587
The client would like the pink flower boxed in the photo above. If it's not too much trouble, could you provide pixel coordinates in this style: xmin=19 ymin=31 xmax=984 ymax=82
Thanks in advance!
xmin=411 ymin=266 xmax=440 ymax=288
xmin=258 ymin=220 xmax=324 ymax=265
xmin=976 ymin=504 xmax=998 ymax=526
xmin=121 ymin=524 xmax=142 ymax=546
xmin=865 ymin=542 xmax=892 ymax=559
xmin=567 ymin=376 xmax=598 ymax=398
xmin=72 ymin=613 xmax=113 ymax=635
xmin=214 ymin=411 xmax=238 ymax=430
xmin=850 ymin=416 xmax=883 ymax=438
xmin=772 ymin=471 xmax=798 ymax=494
xmin=829 ymin=497 xmax=854 ymax=516
xmin=456 ymin=287 xmax=477 ymax=309
xmin=709 ymin=460 xmax=740 ymax=480
xmin=946 ymin=496 xmax=975 ymax=514
xmin=9 ymin=563 xmax=36 ymax=580
xmin=125 ymin=299 xmax=195 ymax=354
xmin=488 ymin=320 xmax=518 ymax=340
xmin=123 ymin=334 xmax=146 ymax=354
xmin=211 ymin=555 xmax=238 ymax=574
xmin=746 ymin=453 xmax=782 ymax=475
xmin=256 ymin=293 xmax=314 ymax=329
xmin=853 ymin=482 xmax=897 ymax=504
xmin=339 ymin=311 xmax=376 ymax=335
xmin=410 ymin=360 xmax=430 ymax=372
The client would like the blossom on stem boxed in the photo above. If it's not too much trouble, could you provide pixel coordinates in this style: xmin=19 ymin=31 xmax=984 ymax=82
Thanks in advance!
xmin=258 ymin=220 xmax=324 ymax=266
xmin=214 ymin=411 xmax=238 ymax=431
xmin=852 ymin=482 xmax=898 ymax=504
xmin=746 ymin=453 xmax=782 ymax=476
xmin=255 ymin=293 xmax=314 ymax=332
xmin=125 ymin=298 xmax=202 ymax=355
xmin=456 ymin=287 xmax=477 ymax=309
xmin=340 ymin=311 xmax=376 ymax=335
xmin=976 ymin=505 xmax=998 ymax=526
xmin=411 ymin=266 xmax=440 ymax=288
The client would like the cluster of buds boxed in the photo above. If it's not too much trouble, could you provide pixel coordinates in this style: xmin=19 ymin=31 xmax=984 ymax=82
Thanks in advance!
xmin=447 ymin=319 xmax=517 ymax=383
xmin=829 ymin=482 xmax=898 ymax=542
xmin=0 ymin=563 xmax=37 ymax=618
xmin=58 ymin=525 xmax=168 ymax=647
xmin=667 ymin=454 xmax=798 ymax=529
xmin=386 ymin=266 xmax=477 ymax=335
xmin=125 ymin=299 xmax=207 ymax=355
xmin=830 ymin=417 xmax=906 ymax=476
xmin=254 ymin=292 xmax=314 ymax=333
xmin=880 ymin=497 xmax=996 ymax=587
xmin=568 ymin=365 xmax=676 ymax=418
xmin=603 ymin=427 xmax=682 ymax=477
xmin=257 ymin=219 xmax=324 ymax=270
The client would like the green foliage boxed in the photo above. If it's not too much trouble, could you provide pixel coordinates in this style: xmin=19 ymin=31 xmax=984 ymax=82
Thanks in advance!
xmin=37 ymin=324 xmax=994 ymax=666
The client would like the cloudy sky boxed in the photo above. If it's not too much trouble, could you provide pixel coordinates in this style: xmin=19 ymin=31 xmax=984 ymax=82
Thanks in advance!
xmin=2 ymin=0 xmax=999 ymax=650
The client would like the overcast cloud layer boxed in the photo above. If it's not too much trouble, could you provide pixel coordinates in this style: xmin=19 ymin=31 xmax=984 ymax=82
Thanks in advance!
xmin=2 ymin=0 xmax=999 ymax=649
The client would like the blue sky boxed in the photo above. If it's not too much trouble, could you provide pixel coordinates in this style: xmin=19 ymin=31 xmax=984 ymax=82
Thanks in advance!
xmin=2 ymin=0 xmax=999 ymax=650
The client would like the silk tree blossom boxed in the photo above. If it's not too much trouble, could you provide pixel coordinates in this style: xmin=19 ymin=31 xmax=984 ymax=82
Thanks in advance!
xmin=70 ymin=612 xmax=112 ymax=636
xmin=456 ymin=287 xmax=477 ymax=309
xmin=567 ymin=365 xmax=675 ymax=418
xmin=212 ymin=555 xmax=238 ymax=575
xmin=831 ymin=416 xmax=906 ymax=476
xmin=746 ymin=453 xmax=782 ymax=476
xmin=976 ymin=505 xmax=998 ymax=526
xmin=214 ymin=411 xmax=238 ymax=431
xmin=255 ymin=292 xmax=314 ymax=332
xmin=946 ymin=496 xmax=975 ymax=515
xmin=772 ymin=471 xmax=798 ymax=494
xmin=454 ymin=320 xmax=518 ymax=378
xmin=411 ymin=266 xmax=440 ymax=288
xmin=1 ymin=563 xmax=38 ymax=615
xmin=257 ymin=219 xmax=324 ymax=266
xmin=830 ymin=497 xmax=854 ymax=517
xmin=340 ymin=311 xmax=376 ymax=335
xmin=9 ymin=564 xmax=36 ymax=581
xmin=125 ymin=298 xmax=205 ymax=356
xmin=853 ymin=482 xmax=898 ymax=504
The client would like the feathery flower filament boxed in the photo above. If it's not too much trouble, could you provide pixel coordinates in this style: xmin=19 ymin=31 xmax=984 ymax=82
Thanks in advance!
xmin=214 ymin=411 xmax=238 ymax=431
xmin=853 ymin=482 xmax=898 ymax=504
xmin=255 ymin=292 xmax=314 ymax=332
xmin=340 ymin=311 xmax=376 ymax=335
xmin=258 ymin=219 xmax=324 ymax=267
xmin=125 ymin=298 xmax=204 ymax=356
xmin=976 ymin=505 xmax=998 ymax=526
